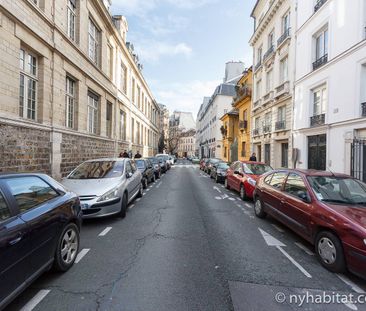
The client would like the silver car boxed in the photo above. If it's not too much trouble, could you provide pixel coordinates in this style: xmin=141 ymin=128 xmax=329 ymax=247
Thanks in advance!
xmin=62 ymin=158 xmax=142 ymax=219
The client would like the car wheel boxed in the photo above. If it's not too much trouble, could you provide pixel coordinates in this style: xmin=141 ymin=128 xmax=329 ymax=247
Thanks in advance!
xmin=254 ymin=197 xmax=266 ymax=218
xmin=240 ymin=184 xmax=247 ymax=201
xmin=137 ymin=184 xmax=143 ymax=198
xmin=152 ymin=174 xmax=156 ymax=182
xmin=54 ymin=223 xmax=80 ymax=272
xmin=142 ymin=178 xmax=147 ymax=189
xmin=315 ymin=231 xmax=346 ymax=273
xmin=225 ymin=178 xmax=230 ymax=190
xmin=215 ymin=175 xmax=219 ymax=183
xmin=119 ymin=192 xmax=128 ymax=218
xmin=210 ymin=173 xmax=213 ymax=179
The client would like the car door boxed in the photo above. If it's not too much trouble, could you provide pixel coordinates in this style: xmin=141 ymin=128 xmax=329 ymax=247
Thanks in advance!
xmin=282 ymin=173 xmax=313 ymax=239
xmin=226 ymin=162 xmax=235 ymax=188
xmin=125 ymin=161 xmax=136 ymax=196
xmin=130 ymin=161 xmax=141 ymax=192
xmin=0 ymin=184 xmax=32 ymax=306
xmin=232 ymin=162 xmax=242 ymax=191
xmin=3 ymin=176 xmax=62 ymax=274
xmin=261 ymin=172 xmax=288 ymax=217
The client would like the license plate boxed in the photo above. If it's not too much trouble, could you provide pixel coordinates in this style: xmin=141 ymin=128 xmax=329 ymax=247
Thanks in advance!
xmin=81 ymin=203 xmax=89 ymax=210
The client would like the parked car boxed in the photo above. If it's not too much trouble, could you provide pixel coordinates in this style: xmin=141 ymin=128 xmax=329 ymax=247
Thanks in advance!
xmin=169 ymin=156 xmax=175 ymax=166
xmin=210 ymin=162 xmax=230 ymax=183
xmin=204 ymin=158 xmax=221 ymax=175
xmin=0 ymin=173 xmax=82 ymax=309
xmin=136 ymin=158 xmax=156 ymax=188
xmin=199 ymin=158 xmax=207 ymax=170
xmin=225 ymin=161 xmax=272 ymax=200
xmin=62 ymin=158 xmax=142 ymax=219
xmin=147 ymin=157 xmax=162 ymax=179
xmin=192 ymin=157 xmax=200 ymax=165
xmin=156 ymin=154 xmax=171 ymax=170
xmin=253 ymin=169 xmax=366 ymax=279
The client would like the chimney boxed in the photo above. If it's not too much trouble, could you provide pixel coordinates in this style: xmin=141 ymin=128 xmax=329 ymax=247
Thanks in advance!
xmin=112 ymin=15 xmax=128 ymax=42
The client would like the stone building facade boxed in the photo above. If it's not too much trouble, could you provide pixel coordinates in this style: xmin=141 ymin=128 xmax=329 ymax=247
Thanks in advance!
xmin=177 ymin=129 xmax=196 ymax=158
xmin=0 ymin=0 xmax=160 ymax=179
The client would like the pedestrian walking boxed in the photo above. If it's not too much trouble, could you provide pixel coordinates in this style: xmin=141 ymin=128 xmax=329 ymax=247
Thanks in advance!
xmin=121 ymin=150 xmax=129 ymax=158
xmin=249 ymin=152 xmax=257 ymax=161
xmin=134 ymin=151 xmax=142 ymax=159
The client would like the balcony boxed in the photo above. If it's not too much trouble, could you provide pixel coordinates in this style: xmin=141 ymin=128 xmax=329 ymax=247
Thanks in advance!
xmin=275 ymin=120 xmax=286 ymax=130
xmin=310 ymin=114 xmax=325 ymax=127
xmin=314 ymin=0 xmax=327 ymax=12
xmin=275 ymin=81 xmax=290 ymax=99
xmin=362 ymin=102 xmax=366 ymax=117
xmin=263 ymin=124 xmax=271 ymax=134
xmin=253 ymin=128 xmax=260 ymax=136
xmin=263 ymin=45 xmax=275 ymax=62
xmin=234 ymin=85 xmax=252 ymax=103
xmin=313 ymin=54 xmax=328 ymax=71
xmin=277 ymin=28 xmax=291 ymax=47
xmin=239 ymin=120 xmax=248 ymax=131
xmin=253 ymin=98 xmax=262 ymax=109
xmin=263 ymin=91 xmax=274 ymax=105
xmin=254 ymin=60 xmax=262 ymax=72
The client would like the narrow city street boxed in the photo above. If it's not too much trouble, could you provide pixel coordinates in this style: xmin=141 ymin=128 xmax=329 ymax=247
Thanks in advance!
xmin=6 ymin=160 xmax=366 ymax=311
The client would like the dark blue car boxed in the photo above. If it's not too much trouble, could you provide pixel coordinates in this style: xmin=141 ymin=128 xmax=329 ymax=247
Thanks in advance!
xmin=0 ymin=173 xmax=82 ymax=309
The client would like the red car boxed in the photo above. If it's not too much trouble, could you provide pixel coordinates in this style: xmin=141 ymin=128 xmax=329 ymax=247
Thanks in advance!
xmin=225 ymin=161 xmax=272 ymax=200
xmin=254 ymin=169 xmax=366 ymax=279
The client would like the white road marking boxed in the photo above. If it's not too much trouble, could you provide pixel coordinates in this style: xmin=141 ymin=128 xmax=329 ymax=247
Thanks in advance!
xmin=149 ymin=185 xmax=153 ymax=188
xmin=337 ymin=274 xmax=365 ymax=293
xmin=156 ymin=181 xmax=162 ymax=188
xmin=221 ymin=185 xmax=225 ymax=188
xmin=20 ymin=289 xmax=51 ymax=311
xmin=277 ymin=246 xmax=312 ymax=278
xmin=213 ymin=186 xmax=222 ymax=193
xmin=259 ymin=228 xmax=312 ymax=278
xmin=75 ymin=248 xmax=90 ymax=263
xmin=294 ymin=242 xmax=314 ymax=256
xmin=146 ymin=189 xmax=150 ymax=192
xmin=215 ymin=196 xmax=222 ymax=200
xmin=98 ymin=227 xmax=112 ymax=237
xmin=245 ymin=203 xmax=252 ymax=208
xmin=237 ymin=198 xmax=241 ymax=201
xmin=136 ymin=198 xmax=141 ymax=202
xmin=228 ymin=197 xmax=236 ymax=201
xmin=128 ymin=204 xmax=135 ymax=210
xmin=271 ymin=224 xmax=285 ymax=233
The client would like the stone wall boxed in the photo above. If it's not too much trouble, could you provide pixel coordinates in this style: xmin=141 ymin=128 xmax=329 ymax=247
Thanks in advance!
xmin=0 ymin=123 xmax=51 ymax=174
xmin=60 ymin=134 xmax=116 ymax=177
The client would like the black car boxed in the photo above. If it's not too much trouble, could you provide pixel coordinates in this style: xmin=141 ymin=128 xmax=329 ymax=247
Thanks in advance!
xmin=0 ymin=173 xmax=82 ymax=309
xmin=205 ymin=158 xmax=221 ymax=175
xmin=210 ymin=162 xmax=229 ymax=183
xmin=147 ymin=157 xmax=162 ymax=179
xmin=135 ymin=159 xmax=155 ymax=188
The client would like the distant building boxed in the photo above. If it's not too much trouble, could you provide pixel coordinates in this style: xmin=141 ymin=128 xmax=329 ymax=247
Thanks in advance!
xmin=170 ymin=111 xmax=196 ymax=131
xmin=196 ymin=62 xmax=245 ymax=159
xmin=158 ymin=104 xmax=170 ymax=151
xmin=177 ymin=129 xmax=196 ymax=158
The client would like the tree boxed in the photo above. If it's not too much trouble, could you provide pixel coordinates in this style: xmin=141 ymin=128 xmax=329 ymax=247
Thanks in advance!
xmin=158 ymin=131 xmax=165 ymax=153
xmin=167 ymin=125 xmax=183 ymax=155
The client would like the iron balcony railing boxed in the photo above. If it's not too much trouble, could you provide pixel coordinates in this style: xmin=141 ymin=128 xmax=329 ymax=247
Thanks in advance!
xmin=310 ymin=113 xmax=325 ymax=127
xmin=253 ymin=128 xmax=260 ymax=136
xmin=313 ymin=54 xmax=328 ymax=70
xmin=263 ymin=45 xmax=274 ymax=61
xmin=314 ymin=0 xmax=327 ymax=12
xmin=277 ymin=28 xmax=291 ymax=46
xmin=362 ymin=102 xmax=366 ymax=117
xmin=239 ymin=120 xmax=248 ymax=130
xmin=254 ymin=60 xmax=262 ymax=71
xmin=275 ymin=120 xmax=286 ymax=130
xmin=263 ymin=125 xmax=271 ymax=133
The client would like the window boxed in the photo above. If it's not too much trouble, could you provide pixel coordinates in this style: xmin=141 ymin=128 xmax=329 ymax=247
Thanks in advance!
xmin=269 ymin=172 xmax=287 ymax=189
xmin=66 ymin=76 xmax=76 ymax=129
xmin=88 ymin=18 xmax=100 ymax=66
xmin=136 ymin=122 xmax=140 ymax=144
xmin=137 ymin=85 xmax=141 ymax=109
xmin=284 ymin=173 xmax=308 ymax=200
xmin=265 ymin=112 xmax=271 ymax=126
xmin=67 ymin=0 xmax=76 ymax=41
xmin=280 ymin=56 xmax=288 ymax=83
xmin=19 ymin=49 xmax=38 ymax=120
xmin=256 ymin=79 xmax=262 ymax=100
xmin=313 ymin=85 xmax=327 ymax=115
xmin=131 ymin=78 xmax=135 ymax=103
xmin=5 ymin=177 xmax=58 ymax=212
xmin=282 ymin=11 xmax=290 ymax=33
xmin=278 ymin=106 xmax=286 ymax=122
xmin=268 ymin=31 xmax=274 ymax=48
xmin=315 ymin=28 xmax=328 ymax=60
xmin=266 ymin=70 xmax=273 ymax=93
xmin=106 ymin=102 xmax=112 ymax=138
xmin=125 ymin=161 xmax=132 ymax=175
xmin=120 ymin=110 xmax=126 ymax=140
xmin=107 ymin=44 xmax=113 ymax=79
xmin=87 ymin=91 xmax=99 ymax=134
xmin=131 ymin=118 xmax=135 ymax=143
xmin=120 ymin=62 xmax=127 ymax=93
xmin=0 ymin=192 xmax=11 ymax=221
xmin=257 ymin=47 xmax=262 ymax=63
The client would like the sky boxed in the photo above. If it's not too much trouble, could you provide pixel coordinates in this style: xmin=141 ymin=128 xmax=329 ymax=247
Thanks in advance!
xmin=111 ymin=0 xmax=257 ymax=118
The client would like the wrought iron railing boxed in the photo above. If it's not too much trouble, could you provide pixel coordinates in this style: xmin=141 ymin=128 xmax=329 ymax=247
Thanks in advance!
xmin=253 ymin=128 xmax=260 ymax=136
xmin=254 ymin=60 xmax=262 ymax=71
xmin=277 ymin=28 xmax=291 ymax=46
xmin=263 ymin=45 xmax=274 ymax=61
xmin=313 ymin=54 xmax=328 ymax=70
xmin=239 ymin=120 xmax=248 ymax=130
xmin=362 ymin=102 xmax=366 ymax=117
xmin=275 ymin=120 xmax=286 ymax=130
xmin=263 ymin=125 xmax=271 ymax=133
xmin=310 ymin=114 xmax=325 ymax=127
xmin=314 ymin=0 xmax=327 ymax=12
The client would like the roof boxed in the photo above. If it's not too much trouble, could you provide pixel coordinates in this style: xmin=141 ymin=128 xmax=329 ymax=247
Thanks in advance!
xmin=290 ymin=169 xmax=351 ymax=178
xmin=250 ymin=0 xmax=260 ymax=17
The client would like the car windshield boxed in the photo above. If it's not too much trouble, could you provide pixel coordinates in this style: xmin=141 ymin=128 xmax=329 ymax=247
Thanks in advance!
xmin=157 ymin=155 xmax=169 ymax=161
xmin=68 ymin=161 xmax=124 ymax=179
xmin=217 ymin=163 xmax=229 ymax=170
xmin=148 ymin=158 xmax=159 ymax=164
xmin=135 ymin=160 xmax=146 ymax=169
xmin=243 ymin=163 xmax=272 ymax=175
xmin=308 ymin=176 xmax=366 ymax=206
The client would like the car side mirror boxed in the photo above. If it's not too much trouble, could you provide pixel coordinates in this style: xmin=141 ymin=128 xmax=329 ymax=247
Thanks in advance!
xmin=234 ymin=170 xmax=243 ymax=176
xmin=126 ymin=172 xmax=133 ymax=178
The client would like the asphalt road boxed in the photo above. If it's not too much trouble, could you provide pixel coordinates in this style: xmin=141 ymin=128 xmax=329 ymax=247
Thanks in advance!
xmin=6 ymin=160 xmax=366 ymax=311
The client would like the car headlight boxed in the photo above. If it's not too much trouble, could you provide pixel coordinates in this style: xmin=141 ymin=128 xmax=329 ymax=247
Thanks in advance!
xmin=154 ymin=164 xmax=159 ymax=169
xmin=248 ymin=177 xmax=256 ymax=186
xmin=98 ymin=187 xmax=119 ymax=202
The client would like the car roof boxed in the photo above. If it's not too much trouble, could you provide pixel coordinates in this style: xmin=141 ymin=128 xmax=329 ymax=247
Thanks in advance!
xmin=288 ymin=168 xmax=351 ymax=178
xmin=0 ymin=172 xmax=50 ymax=179
xmin=239 ymin=161 xmax=268 ymax=165
xmin=83 ymin=158 xmax=126 ymax=162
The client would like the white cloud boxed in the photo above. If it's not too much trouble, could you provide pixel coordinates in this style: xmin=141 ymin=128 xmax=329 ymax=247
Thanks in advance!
xmin=154 ymin=80 xmax=221 ymax=117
